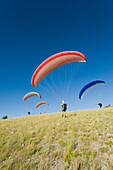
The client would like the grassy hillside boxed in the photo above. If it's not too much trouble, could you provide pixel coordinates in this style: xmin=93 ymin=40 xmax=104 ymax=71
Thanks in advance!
xmin=0 ymin=106 xmax=113 ymax=170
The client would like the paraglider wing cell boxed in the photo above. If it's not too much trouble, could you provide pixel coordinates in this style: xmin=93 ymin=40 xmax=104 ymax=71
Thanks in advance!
xmin=79 ymin=80 xmax=105 ymax=100
xmin=31 ymin=51 xmax=86 ymax=87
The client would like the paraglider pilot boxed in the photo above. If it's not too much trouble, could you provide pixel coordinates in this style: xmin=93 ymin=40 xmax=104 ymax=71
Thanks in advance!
xmin=28 ymin=112 xmax=30 ymax=115
xmin=98 ymin=103 xmax=102 ymax=108
xmin=60 ymin=101 xmax=67 ymax=117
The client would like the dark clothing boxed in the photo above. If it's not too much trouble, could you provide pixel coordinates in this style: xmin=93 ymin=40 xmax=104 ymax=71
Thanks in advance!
xmin=62 ymin=103 xmax=67 ymax=112
xmin=28 ymin=112 xmax=30 ymax=115
xmin=98 ymin=103 xmax=102 ymax=108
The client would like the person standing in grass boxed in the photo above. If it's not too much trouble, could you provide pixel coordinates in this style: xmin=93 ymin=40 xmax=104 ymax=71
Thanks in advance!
xmin=28 ymin=112 xmax=30 ymax=115
xmin=98 ymin=103 xmax=102 ymax=108
xmin=60 ymin=101 xmax=67 ymax=117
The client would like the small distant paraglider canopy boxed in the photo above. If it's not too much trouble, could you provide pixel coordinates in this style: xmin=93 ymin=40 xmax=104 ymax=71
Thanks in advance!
xmin=31 ymin=51 xmax=86 ymax=87
xmin=36 ymin=101 xmax=49 ymax=108
xmin=23 ymin=92 xmax=41 ymax=101
xmin=79 ymin=80 xmax=105 ymax=100
xmin=98 ymin=103 xmax=102 ymax=108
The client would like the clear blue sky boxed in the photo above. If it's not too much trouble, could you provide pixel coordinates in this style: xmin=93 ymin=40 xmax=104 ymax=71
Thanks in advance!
xmin=0 ymin=0 xmax=113 ymax=118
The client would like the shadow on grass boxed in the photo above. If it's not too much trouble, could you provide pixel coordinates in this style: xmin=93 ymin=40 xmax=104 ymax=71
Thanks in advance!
xmin=69 ymin=113 xmax=77 ymax=117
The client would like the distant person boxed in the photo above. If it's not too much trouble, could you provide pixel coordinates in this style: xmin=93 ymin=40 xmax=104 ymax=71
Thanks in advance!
xmin=98 ymin=103 xmax=102 ymax=108
xmin=60 ymin=101 xmax=67 ymax=117
xmin=28 ymin=112 xmax=30 ymax=115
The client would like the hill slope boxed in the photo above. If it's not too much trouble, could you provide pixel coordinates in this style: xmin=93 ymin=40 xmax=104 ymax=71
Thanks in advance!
xmin=0 ymin=106 xmax=113 ymax=169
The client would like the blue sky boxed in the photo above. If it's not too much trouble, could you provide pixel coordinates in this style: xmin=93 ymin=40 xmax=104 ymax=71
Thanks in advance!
xmin=0 ymin=0 xmax=113 ymax=118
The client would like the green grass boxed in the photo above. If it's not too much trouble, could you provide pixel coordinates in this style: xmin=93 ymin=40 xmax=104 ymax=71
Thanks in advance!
xmin=0 ymin=106 xmax=113 ymax=169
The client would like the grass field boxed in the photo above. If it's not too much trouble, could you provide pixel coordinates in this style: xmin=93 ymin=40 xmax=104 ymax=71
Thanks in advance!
xmin=0 ymin=106 xmax=113 ymax=170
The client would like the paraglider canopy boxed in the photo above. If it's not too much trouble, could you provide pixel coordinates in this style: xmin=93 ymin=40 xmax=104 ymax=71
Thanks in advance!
xmin=23 ymin=92 xmax=41 ymax=101
xmin=79 ymin=80 xmax=105 ymax=100
xmin=31 ymin=51 xmax=86 ymax=87
xmin=36 ymin=101 xmax=49 ymax=108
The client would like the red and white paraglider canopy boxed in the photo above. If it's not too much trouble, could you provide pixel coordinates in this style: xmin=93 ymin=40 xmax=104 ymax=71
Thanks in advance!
xmin=31 ymin=51 xmax=86 ymax=87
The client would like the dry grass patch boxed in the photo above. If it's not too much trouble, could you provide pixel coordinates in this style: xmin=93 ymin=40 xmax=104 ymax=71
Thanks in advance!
xmin=0 ymin=106 xmax=113 ymax=169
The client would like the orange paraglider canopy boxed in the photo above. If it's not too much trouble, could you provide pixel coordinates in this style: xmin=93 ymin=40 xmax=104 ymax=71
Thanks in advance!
xmin=36 ymin=101 xmax=49 ymax=108
xmin=23 ymin=92 xmax=41 ymax=101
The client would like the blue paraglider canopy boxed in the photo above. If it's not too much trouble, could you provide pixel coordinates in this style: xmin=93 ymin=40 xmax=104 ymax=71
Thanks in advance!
xmin=79 ymin=80 xmax=105 ymax=100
